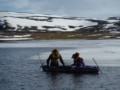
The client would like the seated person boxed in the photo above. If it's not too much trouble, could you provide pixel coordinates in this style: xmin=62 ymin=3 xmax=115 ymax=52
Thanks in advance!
xmin=47 ymin=49 xmax=65 ymax=67
xmin=71 ymin=52 xmax=85 ymax=67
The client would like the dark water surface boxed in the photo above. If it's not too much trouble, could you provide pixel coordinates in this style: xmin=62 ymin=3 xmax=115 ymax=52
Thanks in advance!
xmin=0 ymin=41 xmax=120 ymax=90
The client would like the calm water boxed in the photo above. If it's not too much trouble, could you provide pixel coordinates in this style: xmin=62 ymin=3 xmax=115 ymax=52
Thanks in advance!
xmin=0 ymin=40 xmax=120 ymax=90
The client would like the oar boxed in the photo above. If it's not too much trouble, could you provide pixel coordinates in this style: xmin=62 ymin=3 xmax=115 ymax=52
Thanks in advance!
xmin=37 ymin=54 xmax=43 ymax=70
xmin=92 ymin=58 xmax=102 ymax=74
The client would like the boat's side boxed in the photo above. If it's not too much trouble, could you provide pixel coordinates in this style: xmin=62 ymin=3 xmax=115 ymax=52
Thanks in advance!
xmin=42 ymin=65 xmax=99 ymax=74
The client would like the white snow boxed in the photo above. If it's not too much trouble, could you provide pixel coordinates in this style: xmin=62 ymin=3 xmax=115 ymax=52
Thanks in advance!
xmin=4 ymin=16 xmax=97 ymax=31
xmin=0 ymin=11 xmax=97 ymax=31
xmin=106 ymin=19 xmax=119 ymax=23
xmin=0 ymin=37 xmax=31 ymax=41
xmin=104 ymin=23 xmax=114 ymax=28
xmin=110 ymin=31 xmax=120 ymax=34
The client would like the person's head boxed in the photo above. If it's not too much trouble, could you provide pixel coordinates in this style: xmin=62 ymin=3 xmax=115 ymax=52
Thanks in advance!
xmin=52 ymin=49 xmax=60 ymax=56
xmin=72 ymin=52 xmax=80 ymax=59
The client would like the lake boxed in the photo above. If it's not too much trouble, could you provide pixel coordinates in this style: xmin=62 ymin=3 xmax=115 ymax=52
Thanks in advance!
xmin=0 ymin=40 xmax=120 ymax=90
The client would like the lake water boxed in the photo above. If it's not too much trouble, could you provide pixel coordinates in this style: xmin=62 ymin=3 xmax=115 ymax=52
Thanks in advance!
xmin=0 ymin=40 xmax=120 ymax=90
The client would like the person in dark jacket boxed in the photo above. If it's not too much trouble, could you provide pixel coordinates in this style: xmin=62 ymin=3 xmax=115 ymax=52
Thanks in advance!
xmin=47 ymin=49 xmax=65 ymax=67
xmin=71 ymin=52 xmax=85 ymax=67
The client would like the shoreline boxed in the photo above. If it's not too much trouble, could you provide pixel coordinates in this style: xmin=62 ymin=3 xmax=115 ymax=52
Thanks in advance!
xmin=0 ymin=31 xmax=120 ymax=40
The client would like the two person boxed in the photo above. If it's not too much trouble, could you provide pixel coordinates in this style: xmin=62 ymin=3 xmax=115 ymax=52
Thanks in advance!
xmin=46 ymin=49 xmax=85 ymax=67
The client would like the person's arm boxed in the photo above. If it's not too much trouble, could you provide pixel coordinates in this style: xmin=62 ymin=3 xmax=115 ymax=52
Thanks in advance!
xmin=80 ymin=58 xmax=85 ymax=67
xmin=47 ymin=54 xmax=51 ymax=67
xmin=59 ymin=55 xmax=65 ymax=66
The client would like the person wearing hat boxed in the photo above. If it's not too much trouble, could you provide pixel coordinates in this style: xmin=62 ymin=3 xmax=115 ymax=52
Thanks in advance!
xmin=47 ymin=49 xmax=65 ymax=67
xmin=71 ymin=52 xmax=85 ymax=67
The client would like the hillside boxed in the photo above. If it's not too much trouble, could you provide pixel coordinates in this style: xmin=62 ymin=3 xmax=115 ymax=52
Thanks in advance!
xmin=0 ymin=11 xmax=120 ymax=39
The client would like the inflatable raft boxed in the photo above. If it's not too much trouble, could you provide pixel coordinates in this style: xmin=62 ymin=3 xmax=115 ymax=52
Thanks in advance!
xmin=42 ymin=65 xmax=99 ymax=74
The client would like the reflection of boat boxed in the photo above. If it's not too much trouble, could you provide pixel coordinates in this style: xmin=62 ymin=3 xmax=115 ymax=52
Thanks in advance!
xmin=42 ymin=65 xmax=99 ymax=74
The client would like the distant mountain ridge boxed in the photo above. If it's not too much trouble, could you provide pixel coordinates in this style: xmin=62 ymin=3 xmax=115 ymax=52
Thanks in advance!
xmin=0 ymin=11 xmax=120 ymax=33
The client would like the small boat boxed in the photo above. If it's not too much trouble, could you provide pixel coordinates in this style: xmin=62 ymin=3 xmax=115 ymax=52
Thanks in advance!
xmin=42 ymin=65 xmax=99 ymax=74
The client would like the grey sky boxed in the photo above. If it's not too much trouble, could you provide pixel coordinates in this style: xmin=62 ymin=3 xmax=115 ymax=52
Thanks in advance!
xmin=0 ymin=0 xmax=120 ymax=18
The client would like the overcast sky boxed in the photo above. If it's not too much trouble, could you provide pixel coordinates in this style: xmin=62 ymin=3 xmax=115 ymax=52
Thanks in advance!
xmin=0 ymin=0 xmax=120 ymax=18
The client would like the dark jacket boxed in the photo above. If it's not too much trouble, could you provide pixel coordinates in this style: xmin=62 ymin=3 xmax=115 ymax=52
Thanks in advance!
xmin=47 ymin=54 xmax=64 ymax=67
xmin=73 ymin=57 xmax=85 ymax=67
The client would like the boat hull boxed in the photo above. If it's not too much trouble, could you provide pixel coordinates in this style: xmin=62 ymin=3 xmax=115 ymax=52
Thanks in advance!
xmin=42 ymin=65 xmax=99 ymax=74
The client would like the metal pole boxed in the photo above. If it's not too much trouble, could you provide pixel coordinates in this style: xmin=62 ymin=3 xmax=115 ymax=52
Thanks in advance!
xmin=92 ymin=58 xmax=102 ymax=74
xmin=38 ymin=54 xmax=43 ymax=70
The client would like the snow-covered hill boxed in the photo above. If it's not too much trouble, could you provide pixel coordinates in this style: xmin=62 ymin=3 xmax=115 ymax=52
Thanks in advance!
xmin=0 ymin=11 xmax=120 ymax=33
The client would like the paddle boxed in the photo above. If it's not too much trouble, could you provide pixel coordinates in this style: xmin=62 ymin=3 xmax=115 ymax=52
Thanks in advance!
xmin=37 ymin=54 xmax=43 ymax=70
xmin=92 ymin=58 xmax=102 ymax=74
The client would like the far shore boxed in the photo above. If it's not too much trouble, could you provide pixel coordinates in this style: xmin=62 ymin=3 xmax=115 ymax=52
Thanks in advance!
xmin=0 ymin=31 xmax=120 ymax=40
xmin=28 ymin=32 xmax=120 ymax=40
